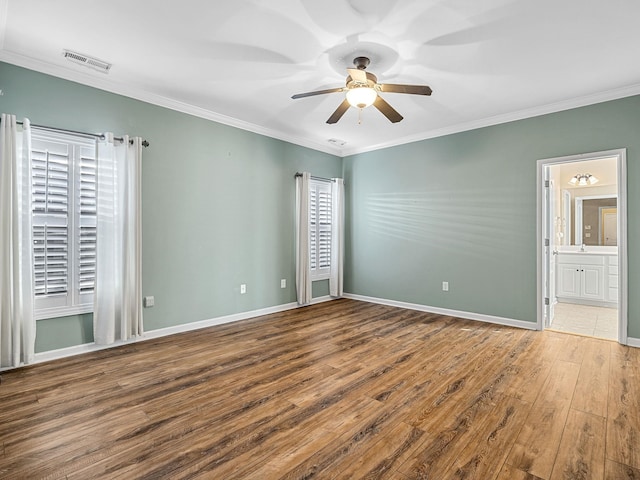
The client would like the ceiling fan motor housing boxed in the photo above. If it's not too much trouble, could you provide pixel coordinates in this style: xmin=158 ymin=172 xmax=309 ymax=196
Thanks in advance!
xmin=353 ymin=56 xmax=371 ymax=70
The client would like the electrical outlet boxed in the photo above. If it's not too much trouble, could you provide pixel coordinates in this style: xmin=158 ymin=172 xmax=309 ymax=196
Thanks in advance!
xmin=442 ymin=281 xmax=449 ymax=292
xmin=143 ymin=296 xmax=154 ymax=308
xmin=281 ymin=279 xmax=286 ymax=288
xmin=585 ymin=233 xmax=591 ymax=238
xmin=240 ymin=284 xmax=246 ymax=294
xmin=585 ymin=225 xmax=591 ymax=230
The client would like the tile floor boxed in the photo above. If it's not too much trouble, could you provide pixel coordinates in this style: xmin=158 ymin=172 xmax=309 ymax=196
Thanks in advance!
xmin=549 ymin=302 xmax=618 ymax=340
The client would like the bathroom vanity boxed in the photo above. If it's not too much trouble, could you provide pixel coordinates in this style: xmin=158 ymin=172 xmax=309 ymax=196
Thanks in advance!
xmin=555 ymin=248 xmax=618 ymax=307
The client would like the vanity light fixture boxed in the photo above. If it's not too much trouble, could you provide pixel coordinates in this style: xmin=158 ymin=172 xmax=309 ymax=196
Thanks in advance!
xmin=569 ymin=173 xmax=598 ymax=186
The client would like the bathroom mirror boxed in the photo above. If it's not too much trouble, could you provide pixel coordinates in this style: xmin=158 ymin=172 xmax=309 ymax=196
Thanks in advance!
xmin=574 ymin=195 xmax=617 ymax=246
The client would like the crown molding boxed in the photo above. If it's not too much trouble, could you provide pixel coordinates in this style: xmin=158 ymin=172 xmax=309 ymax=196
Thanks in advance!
xmin=340 ymin=83 xmax=640 ymax=157
xmin=0 ymin=51 xmax=342 ymax=156
xmin=2 ymin=50 xmax=640 ymax=159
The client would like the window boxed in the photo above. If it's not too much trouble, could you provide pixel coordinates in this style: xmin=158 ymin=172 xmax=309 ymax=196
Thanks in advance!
xmin=309 ymin=179 xmax=332 ymax=280
xmin=31 ymin=129 xmax=96 ymax=319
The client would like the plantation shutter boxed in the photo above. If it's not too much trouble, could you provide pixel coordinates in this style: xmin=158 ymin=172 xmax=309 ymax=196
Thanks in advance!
xmin=310 ymin=187 xmax=317 ymax=271
xmin=32 ymin=140 xmax=70 ymax=297
xmin=309 ymin=180 xmax=332 ymax=278
xmin=78 ymin=147 xmax=97 ymax=295
xmin=31 ymin=130 xmax=97 ymax=318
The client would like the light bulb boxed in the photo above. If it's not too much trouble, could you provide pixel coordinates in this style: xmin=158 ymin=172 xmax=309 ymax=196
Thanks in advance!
xmin=346 ymin=87 xmax=377 ymax=109
xmin=588 ymin=175 xmax=598 ymax=185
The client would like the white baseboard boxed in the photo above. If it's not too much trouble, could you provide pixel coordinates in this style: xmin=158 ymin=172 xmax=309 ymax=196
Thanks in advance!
xmin=29 ymin=296 xmax=335 ymax=368
xmin=19 ymin=294 xmax=637 ymax=370
xmin=343 ymin=293 xmax=539 ymax=331
xmin=310 ymin=295 xmax=333 ymax=305
xmin=143 ymin=301 xmax=299 ymax=340
xmin=627 ymin=337 xmax=640 ymax=348
xmin=32 ymin=340 xmax=128 ymax=364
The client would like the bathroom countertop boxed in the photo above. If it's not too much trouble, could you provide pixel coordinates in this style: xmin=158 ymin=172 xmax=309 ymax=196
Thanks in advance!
xmin=556 ymin=248 xmax=617 ymax=256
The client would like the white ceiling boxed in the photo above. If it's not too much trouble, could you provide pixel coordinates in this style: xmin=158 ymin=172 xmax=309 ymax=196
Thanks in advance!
xmin=1 ymin=0 xmax=640 ymax=156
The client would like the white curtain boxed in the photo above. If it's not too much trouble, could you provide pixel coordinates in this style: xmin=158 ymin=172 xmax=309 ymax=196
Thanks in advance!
xmin=295 ymin=172 xmax=312 ymax=305
xmin=93 ymin=134 xmax=143 ymax=345
xmin=0 ymin=114 xmax=35 ymax=368
xmin=330 ymin=178 xmax=345 ymax=298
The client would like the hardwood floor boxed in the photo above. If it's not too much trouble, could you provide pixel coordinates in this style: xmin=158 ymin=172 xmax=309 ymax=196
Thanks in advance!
xmin=0 ymin=298 xmax=638 ymax=479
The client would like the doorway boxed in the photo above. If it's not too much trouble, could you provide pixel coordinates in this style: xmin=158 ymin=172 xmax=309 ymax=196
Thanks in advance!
xmin=537 ymin=149 xmax=627 ymax=344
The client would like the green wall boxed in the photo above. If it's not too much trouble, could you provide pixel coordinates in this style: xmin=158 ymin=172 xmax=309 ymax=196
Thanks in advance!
xmin=344 ymin=96 xmax=640 ymax=337
xmin=2 ymin=61 xmax=639 ymax=353
xmin=0 ymin=62 xmax=341 ymax=352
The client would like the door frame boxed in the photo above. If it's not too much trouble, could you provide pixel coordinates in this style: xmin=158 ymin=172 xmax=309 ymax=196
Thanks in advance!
xmin=536 ymin=148 xmax=628 ymax=344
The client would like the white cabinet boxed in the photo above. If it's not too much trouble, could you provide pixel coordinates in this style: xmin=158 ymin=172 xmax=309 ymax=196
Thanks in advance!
xmin=557 ymin=262 xmax=604 ymax=300
xmin=556 ymin=253 xmax=615 ymax=305
xmin=608 ymin=256 xmax=618 ymax=302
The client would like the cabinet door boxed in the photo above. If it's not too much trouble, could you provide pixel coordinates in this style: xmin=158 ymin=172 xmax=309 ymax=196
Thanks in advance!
xmin=557 ymin=264 xmax=581 ymax=297
xmin=582 ymin=265 xmax=604 ymax=300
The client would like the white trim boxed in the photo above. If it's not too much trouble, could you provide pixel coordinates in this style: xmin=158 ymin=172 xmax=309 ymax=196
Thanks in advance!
xmin=339 ymin=84 xmax=640 ymax=157
xmin=536 ymin=149 xmax=628 ymax=344
xmin=0 ymin=296 xmax=336 ymax=371
xmin=142 ymin=301 xmax=300 ymax=340
xmin=342 ymin=293 xmax=538 ymax=330
xmin=0 ymin=51 xmax=340 ymax=156
xmin=4 ymin=293 xmax=634 ymax=372
xmin=2 ymin=52 xmax=640 ymax=158
xmin=310 ymin=295 xmax=332 ymax=305
xmin=29 ymin=340 xmax=117 ymax=365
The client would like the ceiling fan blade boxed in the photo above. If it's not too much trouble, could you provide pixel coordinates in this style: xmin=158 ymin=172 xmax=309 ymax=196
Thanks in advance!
xmin=379 ymin=84 xmax=433 ymax=95
xmin=326 ymin=99 xmax=351 ymax=124
xmin=373 ymin=96 xmax=403 ymax=123
xmin=347 ymin=68 xmax=367 ymax=83
xmin=292 ymin=87 xmax=345 ymax=99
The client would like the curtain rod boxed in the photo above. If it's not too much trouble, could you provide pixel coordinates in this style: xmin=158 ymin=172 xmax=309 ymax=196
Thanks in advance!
xmin=3 ymin=119 xmax=150 ymax=147
xmin=294 ymin=172 xmax=335 ymax=183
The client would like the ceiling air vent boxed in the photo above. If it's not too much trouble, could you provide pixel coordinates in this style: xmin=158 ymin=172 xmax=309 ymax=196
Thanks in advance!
xmin=63 ymin=50 xmax=112 ymax=73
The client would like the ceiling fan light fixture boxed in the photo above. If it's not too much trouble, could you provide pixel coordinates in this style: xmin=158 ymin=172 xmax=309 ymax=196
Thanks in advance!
xmin=346 ymin=87 xmax=377 ymax=109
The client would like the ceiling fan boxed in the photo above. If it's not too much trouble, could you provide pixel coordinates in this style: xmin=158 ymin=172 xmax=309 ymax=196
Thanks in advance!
xmin=292 ymin=56 xmax=432 ymax=124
